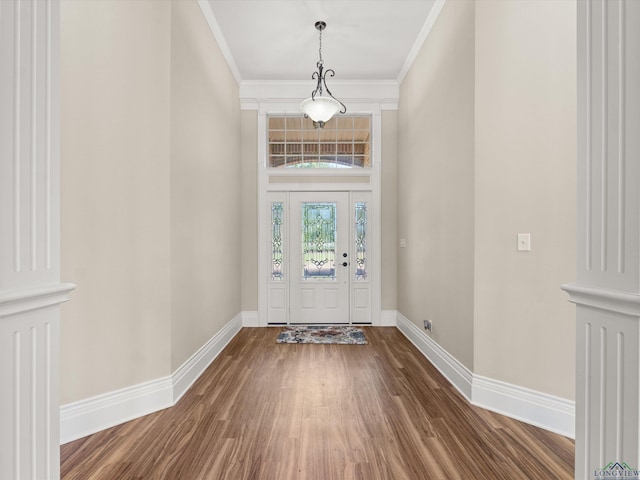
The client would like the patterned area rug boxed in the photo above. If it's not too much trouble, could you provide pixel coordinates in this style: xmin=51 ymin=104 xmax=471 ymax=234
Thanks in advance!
xmin=276 ymin=325 xmax=368 ymax=345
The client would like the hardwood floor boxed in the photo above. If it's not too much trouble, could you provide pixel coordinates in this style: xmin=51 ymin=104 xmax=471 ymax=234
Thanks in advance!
xmin=61 ymin=327 xmax=574 ymax=479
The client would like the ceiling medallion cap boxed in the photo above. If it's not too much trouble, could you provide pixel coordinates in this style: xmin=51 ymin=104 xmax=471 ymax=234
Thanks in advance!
xmin=314 ymin=21 xmax=326 ymax=31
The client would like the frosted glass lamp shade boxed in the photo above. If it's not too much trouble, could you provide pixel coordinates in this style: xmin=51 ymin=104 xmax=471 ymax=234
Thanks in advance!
xmin=300 ymin=96 xmax=342 ymax=123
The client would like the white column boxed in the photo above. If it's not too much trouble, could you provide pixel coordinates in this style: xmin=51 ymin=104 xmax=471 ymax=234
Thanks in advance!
xmin=0 ymin=1 xmax=74 ymax=479
xmin=563 ymin=1 xmax=640 ymax=479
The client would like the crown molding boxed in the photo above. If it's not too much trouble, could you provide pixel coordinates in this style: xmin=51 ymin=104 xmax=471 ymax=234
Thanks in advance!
xmin=197 ymin=0 xmax=242 ymax=85
xmin=199 ymin=0 xmax=445 ymax=94
xmin=397 ymin=0 xmax=447 ymax=84
xmin=239 ymin=79 xmax=399 ymax=110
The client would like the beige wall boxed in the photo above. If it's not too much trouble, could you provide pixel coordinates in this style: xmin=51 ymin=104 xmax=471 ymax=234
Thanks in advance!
xmin=60 ymin=0 xmax=172 ymax=403
xmin=398 ymin=0 xmax=476 ymax=369
xmin=60 ymin=0 xmax=242 ymax=402
xmin=169 ymin=1 xmax=241 ymax=370
xmin=474 ymin=0 xmax=576 ymax=399
xmin=398 ymin=0 xmax=576 ymax=399
xmin=60 ymin=0 xmax=575 ymax=409
xmin=240 ymin=111 xmax=258 ymax=312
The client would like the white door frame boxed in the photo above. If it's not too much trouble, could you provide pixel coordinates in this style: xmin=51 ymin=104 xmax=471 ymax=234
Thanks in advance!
xmin=256 ymin=102 xmax=382 ymax=327
xmin=289 ymin=191 xmax=351 ymax=324
xmin=265 ymin=190 xmax=373 ymax=325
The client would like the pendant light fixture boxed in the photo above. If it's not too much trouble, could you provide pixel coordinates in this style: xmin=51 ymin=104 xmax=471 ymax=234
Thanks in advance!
xmin=299 ymin=21 xmax=347 ymax=129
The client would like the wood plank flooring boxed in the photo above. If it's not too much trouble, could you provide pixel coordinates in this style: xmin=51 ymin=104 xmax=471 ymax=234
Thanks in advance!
xmin=60 ymin=327 xmax=574 ymax=479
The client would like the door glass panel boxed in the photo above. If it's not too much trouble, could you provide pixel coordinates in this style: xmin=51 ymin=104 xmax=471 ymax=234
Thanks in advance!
xmin=271 ymin=202 xmax=284 ymax=280
xmin=355 ymin=202 xmax=367 ymax=280
xmin=301 ymin=203 xmax=337 ymax=279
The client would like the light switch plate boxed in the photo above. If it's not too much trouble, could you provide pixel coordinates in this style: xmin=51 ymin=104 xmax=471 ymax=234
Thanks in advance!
xmin=517 ymin=233 xmax=531 ymax=252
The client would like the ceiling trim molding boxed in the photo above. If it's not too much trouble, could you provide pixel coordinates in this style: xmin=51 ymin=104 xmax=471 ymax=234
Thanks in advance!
xmin=199 ymin=0 xmax=444 ymax=93
xmin=197 ymin=0 xmax=242 ymax=85
xmin=396 ymin=0 xmax=447 ymax=84
xmin=239 ymin=80 xmax=399 ymax=110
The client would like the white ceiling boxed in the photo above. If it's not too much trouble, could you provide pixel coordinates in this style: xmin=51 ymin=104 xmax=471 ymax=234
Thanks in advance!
xmin=206 ymin=0 xmax=438 ymax=82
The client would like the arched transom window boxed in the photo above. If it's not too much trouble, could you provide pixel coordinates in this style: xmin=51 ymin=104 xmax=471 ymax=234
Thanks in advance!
xmin=268 ymin=115 xmax=371 ymax=168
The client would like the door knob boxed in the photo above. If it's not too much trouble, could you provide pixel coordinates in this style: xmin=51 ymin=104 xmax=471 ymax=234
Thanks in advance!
xmin=342 ymin=262 xmax=349 ymax=267
xmin=342 ymin=253 xmax=348 ymax=257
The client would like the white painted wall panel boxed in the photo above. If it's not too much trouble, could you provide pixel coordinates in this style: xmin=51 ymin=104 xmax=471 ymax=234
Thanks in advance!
xmin=0 ymin=308 xmax=60 ymax=480
xmin=0 ymin=1 xmax=70 ymax=479
xmin=0 ymin=0 xmax=60 ymax=291
xmin=578 ymin=0 xmax=640 ymax=293
xmin=569 ymin=1 xmax=640 ymax=478
xmin=575 ymin=305 xmax=639 ymax=477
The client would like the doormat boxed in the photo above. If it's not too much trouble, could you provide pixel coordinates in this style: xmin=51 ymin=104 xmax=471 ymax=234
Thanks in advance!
xmin=276 ymin=325 xmax=368 ymax=345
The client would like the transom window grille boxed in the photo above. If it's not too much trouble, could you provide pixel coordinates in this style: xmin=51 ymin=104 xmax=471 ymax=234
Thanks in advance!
xmin=268 ymin=115 xmax=371 ymax=168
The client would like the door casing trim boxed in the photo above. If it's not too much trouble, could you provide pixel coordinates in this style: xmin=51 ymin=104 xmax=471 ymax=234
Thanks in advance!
xmin=257 ymin=104 xmax=382 ymax=326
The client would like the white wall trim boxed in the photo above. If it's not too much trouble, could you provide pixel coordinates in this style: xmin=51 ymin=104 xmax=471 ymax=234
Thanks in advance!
xmin=562 ymin=282 xmax=640 ymax=316
xmin=396 ymin=312 xmax=473 ymax=399
xmin=172 ymin=313 xmax=243 ymax=403
xmin=241 ymin=310 xmax=259 ymax=327
xmin=472 ymin=375 xmax=575 ymax=438
xmin=60 ymin=376 xmax=174 ymax=444
xmin=197 ymin=0 xmax=242 ymax=85
xmin=60 ymin=313 xmax=243 ymax=444
xmin=0 ymin=282 xmax=75 ymax=317
xmin=60 ymin=311 xmax=576 ymax=444
xmin=397 ymin=0 xmax=447 ymax=84
xmin=395 ymin=311 xmax=575 ymax=439
xmin=239 ymin=80 xmax=399 ymax=111
xmin=196 ymin=0 xmax=444 ymax=95
xmin=257 ymin=104 xmax=383 ymax=328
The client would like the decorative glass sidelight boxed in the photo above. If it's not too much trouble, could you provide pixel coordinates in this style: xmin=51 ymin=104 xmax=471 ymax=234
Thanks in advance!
xmin=301 ymin=203 xmax=337 ymax=278
xmin=271 ymin=203 xmax=284 ymax=280
xmin=355 ymin=202 xmax=367 ymax=280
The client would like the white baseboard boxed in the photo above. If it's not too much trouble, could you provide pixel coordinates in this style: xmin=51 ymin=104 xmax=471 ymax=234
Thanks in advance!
xmin=241 ymin=310 xmax=260 ymax=327
xmin=396 ymin=312 xmax=473 ymax=399
xmin=60 ymin=313 xmax=243 ymax=444
xmin=380 ymin=310 xmax=398 ymax=326
xmin=395 ymin=311 xmax=575 ymax=439
xmin=172 ymin=313 xmax=243 ymax=402
xmin=472 ymin=375 xmax=575 ymax=438
xmin=61 ymin=311 xmax=576 ymax=443
xmin=60 ymin=376 xmax=173 ymax=444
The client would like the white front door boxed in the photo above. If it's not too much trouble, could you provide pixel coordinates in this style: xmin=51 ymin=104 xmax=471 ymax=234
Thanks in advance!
xmin=289 ymin=192 xmax=350 ymax=324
